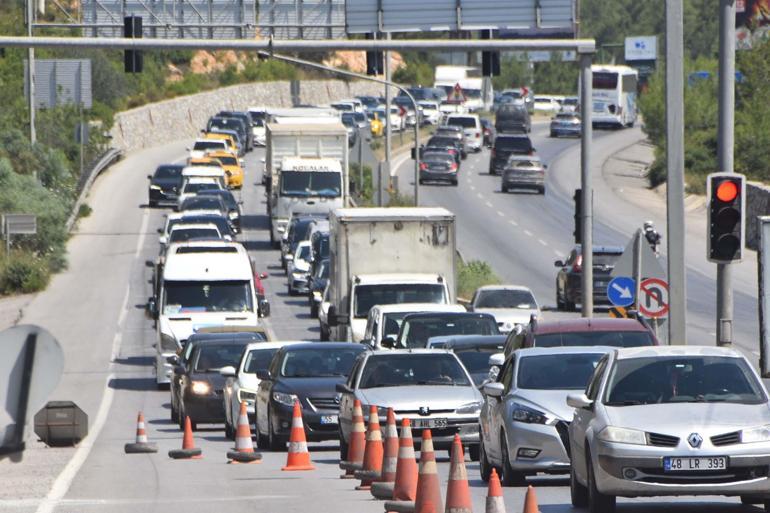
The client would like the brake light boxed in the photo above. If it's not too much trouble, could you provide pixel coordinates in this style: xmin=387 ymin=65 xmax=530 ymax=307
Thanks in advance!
xmin=420 ymin=163 xmax=428 ymax=171
xmin=572 ymin=254 xmax=582 ymax=272
xmin=529 ymin=150 xmax=534 ymax=155
xmin=448 ymin=149 xmax=457 ymax=155
xmin=450 ymin=162 xmax=458 ymax=171
xmin=476 ymin=132 xmax=481 ymax=138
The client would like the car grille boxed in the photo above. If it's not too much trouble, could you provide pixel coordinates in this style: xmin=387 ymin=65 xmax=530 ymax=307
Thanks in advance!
xmin=555 ymin=421 xmax=571 ymax=457
xmin=636 ymin=466 xmax=767 ymax=485
xmin=646 ymin=432 xmax=680 ymax=447
xmin=395 ymin=409 xmax=455 ymax=416
xmin=711 ymin=431 xmax=741 ymax=446
xmin=307 ymin=397 xmax=338 ymax=411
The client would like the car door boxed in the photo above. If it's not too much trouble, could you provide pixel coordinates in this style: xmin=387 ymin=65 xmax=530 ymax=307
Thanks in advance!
xmin=570 ymin=355 xmax=609 ymax=477
xmin=339 ymin=355 xmax=364 ymax=442
xmin=256 ymin=351 xmax=280 ymax=436
xmin=484 ymin=355 xmax=515 ymax=465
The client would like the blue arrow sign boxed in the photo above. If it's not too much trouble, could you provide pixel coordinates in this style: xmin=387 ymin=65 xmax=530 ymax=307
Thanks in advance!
xmin=607 ymin=276 xmax=635 ymax=307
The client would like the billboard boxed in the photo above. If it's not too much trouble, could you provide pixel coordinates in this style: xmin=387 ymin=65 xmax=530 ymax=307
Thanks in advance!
xmin=624 ymin=36 xmax=657 ymax=61
xmin=736 ymin=0 xmax=770 ymax=50
xmin=24 ymin=59 xmax=92 ymax=109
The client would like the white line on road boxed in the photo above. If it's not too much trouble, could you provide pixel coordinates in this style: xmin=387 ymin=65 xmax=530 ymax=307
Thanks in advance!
xmin=524 ymin=230 xmax=533 ymax=237
xmin=554 ymin=250 xmax=562 ymax=256
xmin=485 ymin=201 xmax=493 ymax=208
xmin=477 ymin=193 xmax=484 ymax=199
xmin=508 ymin=220 xmax=518 ymax=226
xmin=469 ymin=185 xmax=476 ymax=191
xmin=538 ymin=239 xmax=548 ymax=246
xmin=497 ymin=211 xmax=505 ymax=217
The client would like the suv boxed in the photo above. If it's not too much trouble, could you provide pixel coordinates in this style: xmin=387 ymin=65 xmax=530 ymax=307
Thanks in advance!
xmin=445 ymin=114 xmax=483 ymax=152
xmin=489 ymin=134 xmax=534 ymax=175
xmin=495 ymin=101 xmax=531 ymax=134
xmin=503 ymin=317 xmax=658 ymax=356
xmin=554 ymin=245 xmax=623 ymax=311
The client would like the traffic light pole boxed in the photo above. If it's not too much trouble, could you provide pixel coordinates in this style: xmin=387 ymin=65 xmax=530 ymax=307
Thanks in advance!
xmin=716 ymin=0 xmax=736 ymax=346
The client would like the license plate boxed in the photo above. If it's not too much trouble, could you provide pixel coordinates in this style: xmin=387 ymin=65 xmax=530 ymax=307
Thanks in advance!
xmin=320 ymin=415 xmax=338 ymax=425
xmin=412 ymin=418 xmax=448 ymax=429
xmin=664 ymin=456 xmax=727 ymax=472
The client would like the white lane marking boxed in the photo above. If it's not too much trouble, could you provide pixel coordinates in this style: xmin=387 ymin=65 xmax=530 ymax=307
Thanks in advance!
xmin=524 ymin=230 xmax=533 ymax=237
xmin=485 ymin=201 xmax=493 ymax=208
xmin=497 ymin=211 xmax=505 ymax=217
xmin=554 ymin=250 xmax=562 ymax=256
xmin=538 ymin=239 xmax=548 ymax=246
xmin=11 ymin=495 xmax=293 ymax=508
xmin=477 ymin=193 xmax=484 ymax=199
xmin=508 ymin=220 xmax=518 ymax=227
xmin=469 ymin=185 xmax=476 ymax=191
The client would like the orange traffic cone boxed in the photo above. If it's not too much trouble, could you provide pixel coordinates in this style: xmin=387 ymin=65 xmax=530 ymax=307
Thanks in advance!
xmin=413 ymin=429 xmax=443 ymax=513
xmin=168 ymin=416 xmax=202 ymax=459
xmin=382 ymin=418 xmax=418 ymax=512
xmin=522 ymin=485 xmax=540 ymax=513
xmin=445 ymin=434 xmax=473 ymax=513
xmin=417 ymin=500 xmax=438 ymax=513
xmin=355 ymin=405 xmax=384 ymax=490
xmin=340 ymin=399 xmax=366 ymax=478
xmin=124 ymin=411 xmax=158 ymax=454
xmin=370 ymin=408 xmax=399 ymax=499
xmin=485 ymin=469 xmax=505 ymax=513
xmin=227 ymin=402 xmax=262 ymax=464
xmin=281 ymin=400 xmax=315 ymax=471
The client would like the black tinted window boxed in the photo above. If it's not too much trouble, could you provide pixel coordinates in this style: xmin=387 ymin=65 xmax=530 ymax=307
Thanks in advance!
xmin=495 ymin=137 xmax=532 ymax=151
xmin=155 ymin=166 xmax=182 ymax=179
xmin=534 ymin=331 xmax=655 ymax=348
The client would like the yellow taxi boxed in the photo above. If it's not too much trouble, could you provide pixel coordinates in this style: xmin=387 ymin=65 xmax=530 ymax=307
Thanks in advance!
xmin=205 ymin=150 xmax=244 ymax=189
xmin=369 ymin=112 xmax=384 ymax=137
xmin=204 ymin=132 xmax=239 ymax=155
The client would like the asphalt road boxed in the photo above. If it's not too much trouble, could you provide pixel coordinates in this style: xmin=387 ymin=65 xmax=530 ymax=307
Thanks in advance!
xmin=0 ymin=122 xmax=763 ymax=513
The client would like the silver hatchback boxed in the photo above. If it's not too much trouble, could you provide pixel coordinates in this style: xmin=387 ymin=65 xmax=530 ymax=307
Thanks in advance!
xmin=568 ymin=346 xmax=770 ymax=513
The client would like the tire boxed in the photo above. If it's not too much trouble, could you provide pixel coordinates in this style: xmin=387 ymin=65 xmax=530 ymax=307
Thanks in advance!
xmin=467 ymin=443 xmax=480 ymax=462
xmin=741 ymin=496 xmax=761 ymax=505
xmin=288 ymin=284 xmax=295 ymax=296
xmin=565 ymin=299 xmax=577 ymax=312
xmin=588 ymin=453 xmax=615 ymax=513
xmin=499 ymin=434 xmax=526 ymax=486
xmin=267 ymin=409 xmax=285 ymax=451
xmin=556 ymin=286 xmax=565 ymax=311
xmin=502 ymin=186 xmax=508 ymax=193
xmin=451 ymin=180 xmax=458 ymax=186
xmin=320 ymin=323 xmax=330 ymax=341
xmin=170 ymin=394 xmax=178 ymax=422
xmin=478 ymin=436 xmax=492 ymax=482
xmin=764 ymin=499 xmax=770 ymax=512
xmin=570 ymin=463 xmax=589 ymax=507
xmin=538 ymin=187 xmax=545 ymax=195
xmin=149 ymin=200 xmax=158 ymax=208
xmin=256 ymin=412 xmax=269 ymax=449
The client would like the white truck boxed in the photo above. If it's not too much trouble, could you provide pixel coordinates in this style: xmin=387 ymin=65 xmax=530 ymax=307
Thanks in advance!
xmin=434 ymin=65 xmax=493 ymax=112
xmin=326 ymin=207 xmax=457 ymax=343
xmin=265 ymin=123 xmax=349 ymax=246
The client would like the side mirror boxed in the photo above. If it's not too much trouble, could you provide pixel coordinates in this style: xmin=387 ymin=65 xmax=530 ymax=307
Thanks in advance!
xmin=488 ymin=353 xmax=505 ymax=368
xmin=239 ymin=159 xmax=245 ymax=165
xmin=159 ymin=236 xmax=168 ymax=246
xmin=327 ymin=305 xmax=339 ymax=327
xmin=166 ymin=354 xmax=180 ymax=365
xmin=381 ymin=336 xmax=396 ymax=349
xmin=258 ymin=299 xmax=270 ymax=318
xmin=255 ymin=369 xmax=271 ymax=380
xmin=483 ymin=382 xmax=505 ymax=397
xmin=239 ymin=200 xmax=244 ymax=205
xmin=259 ymin=273 xmax=268 ymax=280
xmin=145 ymin=260 xmax=155 ymax=268
xmin=335 ymin=383 xmax=353 ymax=394
xmin=156 ymin=228 xmax=163 ymax=234
xmin=260 ymin=158 xmax=266 ymax=164
xmin=185 ymin=147 xmax=191 ymax=152
xmin=554 ymin=260 xmax=564 ymax=267
xmin=219 ymin=365 xmax=237 ymax=378
xmin=223 ymin=235 xmax=233 ymax=241
xmin=566 ymin=393 xmax=594 ymax=410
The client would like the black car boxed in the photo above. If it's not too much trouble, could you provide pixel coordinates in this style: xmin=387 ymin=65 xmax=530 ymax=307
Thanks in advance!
xmin=341 ymin=113 xmax=359 ymax=147
xmin=197 ymin=188 xmax=243 ymax=233
xmin=480 ymin=119 xmax=496 ymax=148
xmin=308 ymin=258 xmax=329 ymax=318
xmin=207 ymin=117 xmax=248 ymax=154
xmin=217 ymin=111 xmax=254 ymax=151
xmin=419 ymin=150 xmax=458 ymax=185
xmin=554 ymin=245 xmax=623 ymax=311
xmin=415 ymin=135 xmax=463 ymax=164
xmin=255 ymin=342 xmax=367 ymax=449
xmin=443 ymin=335 xmax=507 ymax=386
xmin=394 ymin=312 xmax=501 ymax=349
xmin=148 ymin=164 xmax=184 ymax=207
xmin=355 ymin=95 xmax=380 ymax=111
xmin=171 ymin=335 xmax=262 ymax=430
xmin=179 ymin=195 xmax=228 ymax=215
xmin=489 ymin=134 xmax=535 ymax=175
xmin=434 ymin=126 xmax=468 ymax=157
xmin=495 ymin=102 xmax=531 ymax=134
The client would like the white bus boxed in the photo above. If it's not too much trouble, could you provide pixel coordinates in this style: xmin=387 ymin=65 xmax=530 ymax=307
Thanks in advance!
xmin=590 ymin=64 xmax=638 ymax=128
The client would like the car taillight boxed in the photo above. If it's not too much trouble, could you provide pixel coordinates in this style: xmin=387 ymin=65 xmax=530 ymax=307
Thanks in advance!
xmin=450 ymin=162 xmax=458 ymax=171
xmin=448 ymin=149 xmax=457 ymax=155
xmin=529 ymin=150 xmax=534 ymax=155
xmin=420 ymin=163 xmax=428 ymax=170
xmin=476 ymin=132 xmax=481 ymax=138
xmin=572 ymin=254 xmax=583 ymax=272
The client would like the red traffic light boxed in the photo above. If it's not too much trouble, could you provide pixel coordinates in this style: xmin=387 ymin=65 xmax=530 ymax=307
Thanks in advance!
xmin=716 ymin=180 xmax=739 ymax=202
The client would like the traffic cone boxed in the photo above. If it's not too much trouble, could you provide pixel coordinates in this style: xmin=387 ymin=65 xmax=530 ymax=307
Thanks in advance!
xmin=124 ymin=412 xmax=158 ymax=454
xmin=355 ymin=405 xmax=384 ymax=490
xmin=485 ymin=469 xmax=505 ymax=513
xmin=382 ymin=418 xmax=418 ymax=512
xmin=281 ymin=400 xmax=315 ymax=471
xmin=413 ymin=429 xmax=443 ymax=513
xmin=168 ymin=416 xmax=202 ymax=459
xmin=522 ymin=485 xmax=540 ymax=513
xmin=226 ymin=402 xmax=262 ymax=464
xmin=418 ymin=500 xmax=438 ymax=513
xmin=370 ymin=408 xmax=399 ymax=500
xmin=340 ymin=399 xmax=366 ymax=478
xmin=445 ymin=434 xmax=472 ymax=513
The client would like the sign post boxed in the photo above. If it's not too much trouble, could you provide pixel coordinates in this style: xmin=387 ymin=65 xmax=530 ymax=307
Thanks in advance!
xmin=3 ymin=214 xmax=37 ymax=254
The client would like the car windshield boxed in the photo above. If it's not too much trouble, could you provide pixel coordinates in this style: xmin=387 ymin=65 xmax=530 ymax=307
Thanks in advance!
xmin=199 ymin=190 xmax=236 ymax=209
xmin=288 ymin=219 xmax=315 ymax=244
xmin=169 ymin=228 xmax=220 ymax=243
xmin=341 ymin=114 xmax=356 ymax=127
xmin=399 ymin=316 xmax=500 ymax=349
xmin=243 ymin=348 xmax=279 ymax=374
xmin=423 ymin=153 xmax=453 ymax=163
xmin=353 ymin=113 xmax=366 ymax=122
xmin=507 ymin=160 xmax=541 ymax=169
xmin=163 ymin=280 xmax=253 ymax=314
xmin=604 ymin=356 xmax=766 ymax=405
xmin=193 ymin=141 xmax=226 ymax=151
xmin=475 ymin=289 xmax=536 ymax=309
xmin=155 ymin=166 xmax=182 ymax=179
xmin=534 ymin=330 xmax=654 ymax=348
xmin=428 ymin=137 xmax=456 ymax=147
xmin=591 ymin=252 xmax=621 ymax=265
xmin=556 ymin=114 xmax=578 ymax=120
xmin=193 ymin=343 xmax=248 ymax=372
xmin=353 ymin=284 xmax=445 ymax=318
xmin=464 ymin=89 xmax=481 ymax=99
xmin=455 ymin=348 xmax=504 ymax=385
xmin=518 ymin=353 xmax=604 ymax=390
xmin=447 ymin=117 xmax=476 ymax=128
xmin=314 ymin=261 xmax=329 ymax=279
xmin=280 ymin=348 xmax=362 ymax=378
xmin=280 ymin=171 xmax=341 ymax=197
xmin=181 ymin=197 xmax=223 ymax=211
xmin=297 ymin=244 xmax=311 ymax=261
xmin=359 ymin=354 xmax=470 ymax=388
xmin=215 ymin=155 xmax=238 ymax=166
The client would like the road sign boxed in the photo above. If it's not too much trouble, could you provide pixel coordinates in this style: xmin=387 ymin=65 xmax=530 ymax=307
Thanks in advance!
xmin=612 ymin=232 xmax=666 ymax=281
xmin=639 ymin=277 xmax=669 ymax=318
xmin=446 ymin=83 xmax=466 ymax=104
xmin=607 ymin=276 xmax=635 ymax=307
xmin=608 ymin=306 xmax=629 ymax=318
xmin=398 ymin=105 xmax=407 ymax=117
xmin=3 ymin=214 xmax=37 ymax=235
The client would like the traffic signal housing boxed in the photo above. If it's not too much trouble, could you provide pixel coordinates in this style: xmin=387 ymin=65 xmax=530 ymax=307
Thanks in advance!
xmin=124 ymin=15 xmax=143 ymax=73
xmin=573 ymin=188 xmax=582 ymax=244
xmin=480 ymin=30 xmax=500 ymax=77
xmin=365 ymin=33 xmax=384 ymax=76
xmin=707 ymin=172 xmax=746 ymax=263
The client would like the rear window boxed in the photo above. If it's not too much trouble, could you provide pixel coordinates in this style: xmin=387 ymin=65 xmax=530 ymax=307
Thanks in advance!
xmin=193 ymin=141 xmax=226 ymax=151
xmin=495 ymin=137 xmax=532 ymax=152
xmin=593 ymin=252 xmax=622 ymax=265
xmin=593 ymin=72 xmax=618 ymax=89
xmin=447 ymin=117 xmax=477 ymax=128
xmin=428 ymin=137 xmax=456 ymax=147
xmin=534 ymin=330 xmax=655 ymax=348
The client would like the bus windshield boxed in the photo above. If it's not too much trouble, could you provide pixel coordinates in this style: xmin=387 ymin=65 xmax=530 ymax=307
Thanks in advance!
xmin=280 ymin=171 xmax=342 ymax=198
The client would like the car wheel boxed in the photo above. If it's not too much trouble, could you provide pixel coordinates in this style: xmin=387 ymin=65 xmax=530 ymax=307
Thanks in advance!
xmin=256 ymin=410 xmax=269 ymax=449
xmin=556 ymin=286 xmax=565 ymax=311
xmin=763 ymin=499 xmax=770 ymax=512
xmin=478 ymin=436 xmax=492 ymax=482
xmin=587 ymin=452 xmax=615 ymax=513
xmin=178 ymin=404 xmax=186 ymax=430
xmin=149 ymin=200 xmax=157 ymax=208
xmin=742 ymin=496 xmax=761 ymax=505
xmin=499 ymin=434 xmax=526 ymax=486
xmin=267 ymin=409 xmax=285 ymax=451
xmin=502 ymin=186 xmax=508 ymax=193
xmin=467 ymin=443 xmax=479 ymax=462
xmin=287 ymin=284 xmax=295 ymax=296
xmin=538 ymin=187 xmax=545 ymax=195
xmin=451 ymin=180 xmax=458 ymax=186
xmin=570 ymin=462 xmax=589 ymax=507
xmin=170 ymin=395 xmax=178 ymax=422
xmin=565 ymin=298 xmax=577 ymax=312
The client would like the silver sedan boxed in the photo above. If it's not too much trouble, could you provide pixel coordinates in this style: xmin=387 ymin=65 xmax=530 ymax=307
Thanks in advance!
xmin=568 ymin=346 xmax=770 ymax=513
xmin=478 ymin=346 xmax=610 ymax=485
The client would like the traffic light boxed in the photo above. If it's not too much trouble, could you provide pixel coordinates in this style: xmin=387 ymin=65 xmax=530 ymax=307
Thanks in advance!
xmin=124 ymin=15 xmax=143 ymax=73
xmin=480 ymin=30 xmax=500 ymax=77
xmin=707 ymin=172 xmax=746 ymax=262
xmin=365 ymin=33 xmax=384 ymax=76
xmin=573 ymin=188 xmax=582 ymax=244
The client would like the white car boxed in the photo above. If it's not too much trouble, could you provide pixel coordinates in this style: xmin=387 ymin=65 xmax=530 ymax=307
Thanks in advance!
xmin=418 ymin=101 xmax=441 ymax=125
xmin=374 ymin=107 xmax=403 ymax=132
xmin=445 ymin=114 xmax=483 ymax=152
xmin=287 ymin=240 xmax=312 ymax=296
xmin=469 ymin=285 xmax=540 ymax=334
xmin=176 ymin=177 xmax=223 ymax=210
xmin=220 ymin=341 xmax=302 ymax=440
xmin=533 ymin=96 xmax=561 ymax=114
xmin=187 ymin=138 xmax=228 ymax=160
xmin=362 ymin=303 xmax=467 ymax=348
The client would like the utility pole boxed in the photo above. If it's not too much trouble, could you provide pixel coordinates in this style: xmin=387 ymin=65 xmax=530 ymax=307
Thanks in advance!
xmin=579 ymin=50 xmax=593 ymax=317
xmin=384 ymin=32 xmax=392 ymax=196
xmin=26 ymin=0 xmax=36 ymax=144
xmin=666 ymin=0 xmax=687 ymax=345
xmin=716 ymin=0 xmax=736 ymax=346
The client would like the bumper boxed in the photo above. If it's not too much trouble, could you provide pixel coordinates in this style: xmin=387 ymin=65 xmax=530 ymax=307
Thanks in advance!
xmin=420 ymin=171 xmax=457 ymax=183
xmin=503 ymin=177 xmax=544 ymax=189
xmin=593 ymin=441 xmax=770 ymax=497
xmin=149 ymin=190 xmax=178 ymax=206
xmin=290 ymin=277 xmax=310 ymax=293
xmin=506 ymin=422 xmax=570 ymax=473
xmin=227 ymin=173 xmax=244 ymax=188
xmin=550 ymin=126 xmax=581 ymax=137
xmin=272 ymin=402 xmax=339 ymax=442
xmin=184 ymin=393 xmax=226 ymax=424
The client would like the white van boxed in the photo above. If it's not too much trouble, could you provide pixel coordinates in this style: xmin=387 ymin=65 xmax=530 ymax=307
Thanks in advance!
xmin=362 ymin=303 xmax=467 ymax=349
xmin=151 ymin=240 xmax=259 ymax=386
xmin=188 ymin=138 xmax=228 ymax=160
xmin=445 ymin=114 xmax=483 ymax=152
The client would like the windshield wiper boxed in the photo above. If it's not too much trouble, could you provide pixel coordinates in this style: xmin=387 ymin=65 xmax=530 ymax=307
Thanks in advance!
xmin=604 ymin=400 xmax=645 ymax=406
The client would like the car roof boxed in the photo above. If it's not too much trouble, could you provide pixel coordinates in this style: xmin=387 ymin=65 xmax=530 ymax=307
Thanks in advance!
xmin=443 ymin=335 xmax=508 ymax=349
xmin=279 ymin=342 xmax=367 ymax=352
xmin=475 ymin=284 xmax=533 ymax=292
xmin=187 ymin=332 xmax=266 ymax=343
xmin=242 ymin=341 xmax=307 ymax=352
xmin=533 ymin=318 xmax=649 ymax=334
xmin=573 ymin=244 xmax=624 ymax=254
xmin=367 ymin=348 xmax=453 ymax=356
xmin=169 ymin=223 xmax=219 ymax=232
xmin=614 ymin=345 xmax=742 ymax=360
xmin=514 ymin=346 xmax=614 ymax=358
xmin=373 ymin=303 xmax=466 ymax=314
xmin=402 ymin=312 xmax=497 ymax=321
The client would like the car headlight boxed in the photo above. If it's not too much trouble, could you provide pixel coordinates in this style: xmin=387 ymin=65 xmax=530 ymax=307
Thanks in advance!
xmin=455 ymin=401 xmax=482 ymax=415
xmin=149 ymin=184 xmax=162 ymax=190
xmin=312 ymin=290 xmax=322 ymax=300
xmin=598 ymin=426 xmax=648 ymax=446
xmin=228 ymin=211 xmax=238 ymax=219
xmin=511 ymin=403 xmax=548 ymax=424
xmin=237 ymin=388 xmax=257 ymax=403
xmin=191 ymin=381 xmax=212 ymax=395
xmin=741 ymin=425 xmax=770 ymax=443
xmin=273 ymin=392 xmax=299 ymax=406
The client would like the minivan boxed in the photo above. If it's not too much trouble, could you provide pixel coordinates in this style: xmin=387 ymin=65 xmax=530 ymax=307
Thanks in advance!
xmin=445 ymin=114 xmax=483 ymax=152
xmin=495 ymin=101 xmax=531 ymax=134
xmin=489 ymin=134 xmax=535 ymax=175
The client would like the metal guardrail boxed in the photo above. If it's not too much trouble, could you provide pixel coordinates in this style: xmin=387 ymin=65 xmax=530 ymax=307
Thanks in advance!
xmin=65 ymin=148 xmax=123 ymax=232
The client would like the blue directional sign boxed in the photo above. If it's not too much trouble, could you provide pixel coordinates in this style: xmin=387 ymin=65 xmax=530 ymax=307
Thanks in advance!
xmin=607 ymin=276 xmax=635 ymax=307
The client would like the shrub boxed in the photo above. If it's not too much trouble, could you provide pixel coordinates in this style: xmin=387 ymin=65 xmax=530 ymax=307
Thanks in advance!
xmin=0 ymin=256 xmax=50 ymax=294
xmin=457 ymin=259 xmax=499 ymax=300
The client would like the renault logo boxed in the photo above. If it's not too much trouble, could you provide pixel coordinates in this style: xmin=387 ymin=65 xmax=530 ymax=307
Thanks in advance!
xmin=687 ymin=433 xmax=703 ymax=448
xmin=419 ymin=406 xmax=430 ymax=416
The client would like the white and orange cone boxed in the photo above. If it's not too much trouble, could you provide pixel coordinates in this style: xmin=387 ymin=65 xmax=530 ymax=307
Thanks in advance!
xmin=168 ymin=416 xmax=202 ymax=459
xmin=226 ymin=402 xmax=262 ymax=464
xmin=340 ymin=399 xmax=366 ymax=478
xmin=383 ymin=418 xmax=419 ymax=512
xmin=355 ymin=405 xmax=384 ymax=490
xmin=485 ymin=469 xmax=506 ymax=513
xmin=522 ymin=485 xmax=540 ymax=513
xmin=413 ymin=429 xmax=443 ymax=513
xmin=281 ymin=400 xmax=315 ymax=471
xmin=371 ymin=408 xmax=399 ymax=499
xmin=124 ymin=412 xmax=158 ymax=454
xmin=445 ymin=434 xmax=473 ymax=513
